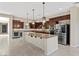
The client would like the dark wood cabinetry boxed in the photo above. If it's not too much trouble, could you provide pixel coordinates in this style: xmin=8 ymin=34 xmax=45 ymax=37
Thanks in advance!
xmin=49 ymin=14 xmax=70 ymax=25
xmin=29 ymin=23 xmax=35 ymax=29
xmin=13 ymin=20 xmax=24 ymax=29
xmin=29 ymin=22 xmax=43 ymax=29
xmin=29 ymin=14 xmax=70 ymax=29
xmin=35 ymin=22 xmax=42 ymax=29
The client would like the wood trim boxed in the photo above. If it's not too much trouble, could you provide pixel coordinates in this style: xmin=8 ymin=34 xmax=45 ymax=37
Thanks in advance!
xmin=49 ymin=14 xmax=70 ymax=21
xmin=49 ymin=14 xmax=70 ymax=25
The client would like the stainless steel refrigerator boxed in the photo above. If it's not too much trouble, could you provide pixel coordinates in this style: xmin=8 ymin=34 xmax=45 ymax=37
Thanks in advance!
xmin=58 ymin=24 xmax=70 ymax=45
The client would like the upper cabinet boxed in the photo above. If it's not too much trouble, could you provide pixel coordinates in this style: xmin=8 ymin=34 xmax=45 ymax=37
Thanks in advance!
xmin=29 ymin=14 xmax=70 ymax=29
xmin=49 ymin=14 xmax=70 ymax=25
xmin=29 ymin=22 xmax=43 ymax=29
xmin=13 ymin=20 xmax=24 ymax=29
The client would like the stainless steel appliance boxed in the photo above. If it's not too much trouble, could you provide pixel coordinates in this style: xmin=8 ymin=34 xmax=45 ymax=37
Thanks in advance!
xmin=13 ymin=31 xmax=22 ymax=38
xmin=58 ymin=24 xmax=70 ymax=45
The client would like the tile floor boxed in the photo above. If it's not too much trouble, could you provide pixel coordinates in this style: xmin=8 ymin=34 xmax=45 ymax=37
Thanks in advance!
xmin=9 ymin=39 xmax=44 ymax=56
xmin=9 ymin=39 xmax=79 ymax=56
xmin=51 ymin=45 xmax=79 ymax=56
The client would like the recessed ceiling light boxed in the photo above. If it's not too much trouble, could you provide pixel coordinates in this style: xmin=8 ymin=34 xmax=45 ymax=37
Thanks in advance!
xmin=58 ymin=8 xmax=63 ymax=11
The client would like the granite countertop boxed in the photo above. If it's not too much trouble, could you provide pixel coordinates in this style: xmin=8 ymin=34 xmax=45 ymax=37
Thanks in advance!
xmin=27 ymin=32 xmax=57 ymax=39
xmin=13 ymin=29 xmax=49 ymax=33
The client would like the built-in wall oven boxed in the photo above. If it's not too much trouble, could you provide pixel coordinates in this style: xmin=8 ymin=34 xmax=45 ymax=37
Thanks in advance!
xmin=13 ymin=31 xmax=22 ymax=38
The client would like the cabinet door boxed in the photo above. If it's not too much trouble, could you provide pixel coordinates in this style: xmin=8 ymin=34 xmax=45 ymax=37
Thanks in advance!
xmin=20 ymin=22 xmax=24 ymax=28
xmin=13 ymin=20 xmax=24 ymax=29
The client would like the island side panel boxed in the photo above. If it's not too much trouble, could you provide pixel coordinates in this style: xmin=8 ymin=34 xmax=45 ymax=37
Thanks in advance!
xmin=45 ymin=36 xmax=58 ymax=55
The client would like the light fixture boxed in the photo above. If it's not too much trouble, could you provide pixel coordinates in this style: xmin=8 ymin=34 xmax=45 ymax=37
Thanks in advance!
xmin=26 ymin=13 xmax=29 ymax=25
xmin=58 ymin=8 xmax=63 ymax=11
xmin=42 ymin=2 xmax=46 ymax=25
xmin=32 ymin=21 xmax=35 ymax=24
xmin=32 ymin=9 xmax=35 ymax=24
xmin=27 ymin=13 xmax=29 ymax=20
xmin=26 ymin=23 xmax=29 ymax=25
xmin=17 ymin=24 xmax=20 ymax=27
xmin=42 ymin=19 xmax=46 ymax=24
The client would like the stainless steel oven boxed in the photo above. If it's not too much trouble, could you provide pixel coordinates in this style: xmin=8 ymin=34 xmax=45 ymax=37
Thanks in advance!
xmin=13 ymin=31 xmax=22 ymax=38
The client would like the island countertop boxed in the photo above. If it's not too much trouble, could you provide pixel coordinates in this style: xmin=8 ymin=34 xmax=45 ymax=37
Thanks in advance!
xmin=13 ymin=29 xmax=50 ymax=34
xmin=25 ymin=32 xmax=56 ymax=39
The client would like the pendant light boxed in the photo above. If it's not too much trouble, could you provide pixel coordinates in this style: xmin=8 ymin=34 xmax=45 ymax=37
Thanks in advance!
xmin=26 ymin=13 xmax=29 ymax=25
xmin=27 ymin=13 xmax=29 ymax=21
xmin=32 ymin=8 xmax=35 ymax=24
xmin=42 ymin=2 xmax=46 ymax=25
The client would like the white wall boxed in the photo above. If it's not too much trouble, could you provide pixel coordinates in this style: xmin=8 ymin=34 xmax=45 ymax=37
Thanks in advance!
xmin=0 ymin=16 xmax=10 ymax=55
xmin=70 ymin=6 xmax=79 ymax=47
xmin=0 ymin=23 xmax=2 ymax=33
xmin=0 ymin=17 xmax=9 ymax=23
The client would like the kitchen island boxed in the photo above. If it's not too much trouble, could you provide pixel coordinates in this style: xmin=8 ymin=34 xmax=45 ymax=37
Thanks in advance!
xmin=25 ymin=32 xmax=58 ymax=55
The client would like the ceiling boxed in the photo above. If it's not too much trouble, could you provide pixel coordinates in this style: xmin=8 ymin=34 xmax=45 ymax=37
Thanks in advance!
xmin=0 ymin=2 xmax=74 ymax=20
